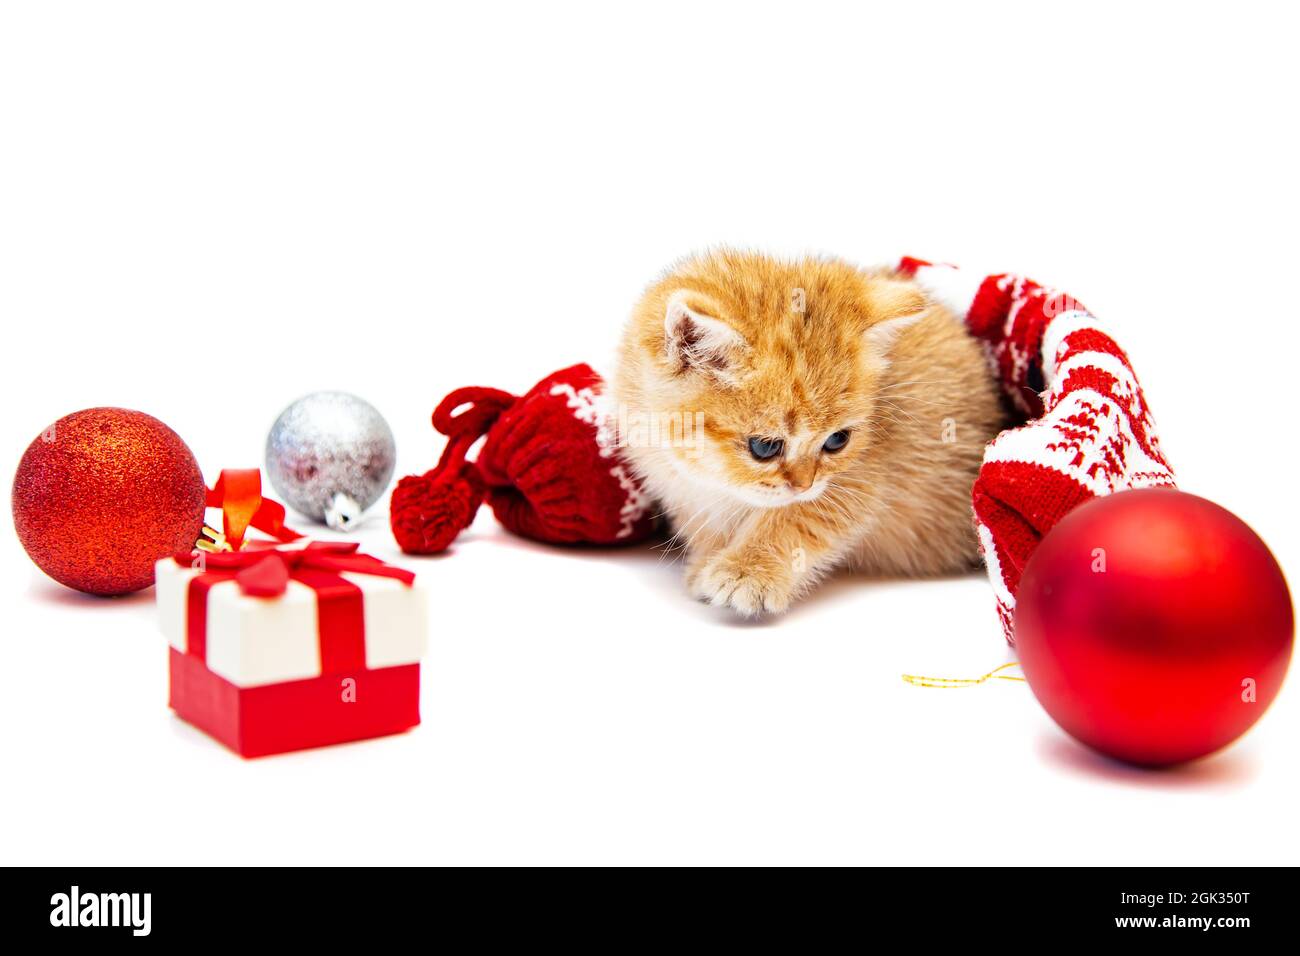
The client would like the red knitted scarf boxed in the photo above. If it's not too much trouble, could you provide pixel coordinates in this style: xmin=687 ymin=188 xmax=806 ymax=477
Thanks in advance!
xmin=898 ymin=257 xmax=1176 ymax=641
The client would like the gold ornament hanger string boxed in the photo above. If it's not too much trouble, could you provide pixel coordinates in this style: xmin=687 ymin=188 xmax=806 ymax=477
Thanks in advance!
xmin=901 ymin=661 xmax=1026 ymax=688
xmin=195 ymin=525 xmax=233 ymax=553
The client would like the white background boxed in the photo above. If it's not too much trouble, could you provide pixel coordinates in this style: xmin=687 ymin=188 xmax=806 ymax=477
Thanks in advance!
xmin=2 ymin=1 xmax=1297 ymax=865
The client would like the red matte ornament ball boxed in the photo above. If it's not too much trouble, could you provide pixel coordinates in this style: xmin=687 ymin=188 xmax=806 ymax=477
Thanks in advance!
xmin=12 ymin=407 xmax=207 ymax=596
xmin=1015 ymin=488 xmax=1294 ymax=766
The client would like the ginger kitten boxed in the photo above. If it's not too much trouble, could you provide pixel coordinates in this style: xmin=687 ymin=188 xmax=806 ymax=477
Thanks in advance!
xmin=612 ymin=249 xmax=1007 ymax=616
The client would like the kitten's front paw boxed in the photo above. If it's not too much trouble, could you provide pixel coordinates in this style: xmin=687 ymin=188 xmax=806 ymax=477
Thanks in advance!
xmin=690 ymin=548 xmax=795 ymax=617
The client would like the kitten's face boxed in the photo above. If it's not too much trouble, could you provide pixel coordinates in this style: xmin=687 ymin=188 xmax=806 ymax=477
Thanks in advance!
xmin=625 ymin=251 xmax=925 ymax=509
xmin=684 ymin=362 xmax=872 ymax=509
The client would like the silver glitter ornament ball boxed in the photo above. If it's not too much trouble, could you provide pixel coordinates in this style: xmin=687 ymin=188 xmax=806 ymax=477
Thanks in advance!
xmin=265 ymin=391 xmax=397 ymax=531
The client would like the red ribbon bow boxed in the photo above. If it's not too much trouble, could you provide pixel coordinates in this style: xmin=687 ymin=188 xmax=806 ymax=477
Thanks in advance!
xmin=178 ymin=469 xmax=415 ymax=673
xmin=189 ymin=540 xmax=417 ymax=597
xmin=175 ymin=541 xmax=416 ymax=673
xmin=205 ymin=468 xmax=302 ymax=552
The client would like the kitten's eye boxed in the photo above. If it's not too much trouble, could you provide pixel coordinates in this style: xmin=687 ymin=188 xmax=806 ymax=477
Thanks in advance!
xmin=747 ymin=436 xmax=784 ymax=461
xmin=822 ymin=430 xmax=850 ymax=453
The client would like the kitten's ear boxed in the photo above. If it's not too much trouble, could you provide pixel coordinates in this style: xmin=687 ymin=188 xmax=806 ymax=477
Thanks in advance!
xmin=863 ymin=278 xmax=929 ymax=368
xmin=663 ymin=290 xmax=747 ymax=382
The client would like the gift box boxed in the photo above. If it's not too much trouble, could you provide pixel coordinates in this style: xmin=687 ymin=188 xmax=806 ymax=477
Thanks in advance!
xmin=156 ymin=540 xmax=428 ymax=757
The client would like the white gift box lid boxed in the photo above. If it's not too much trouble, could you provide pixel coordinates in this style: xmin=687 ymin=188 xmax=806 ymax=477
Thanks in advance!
xmin=156 ymin=557 xmax=428 ymax=689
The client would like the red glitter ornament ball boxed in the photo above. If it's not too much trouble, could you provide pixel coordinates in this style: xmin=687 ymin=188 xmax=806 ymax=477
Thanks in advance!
xmin=1015 ymin=488 xmax=1294 ymax=766
xmin=12 ymin=407 xmax=207 ymax=596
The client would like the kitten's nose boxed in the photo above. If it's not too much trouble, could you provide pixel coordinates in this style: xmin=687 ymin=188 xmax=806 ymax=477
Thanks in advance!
xmin=782 ymin=459 xmax=817 ymax=493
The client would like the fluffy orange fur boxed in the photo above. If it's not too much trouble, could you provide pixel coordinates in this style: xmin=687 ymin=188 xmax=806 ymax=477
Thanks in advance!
xmin=612 ymin=249 xmax=1007 ymax=616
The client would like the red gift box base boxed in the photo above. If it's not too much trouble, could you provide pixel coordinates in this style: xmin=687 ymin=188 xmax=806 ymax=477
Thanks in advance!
xmin=169 ymin=648 xmax=421 ymax=757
